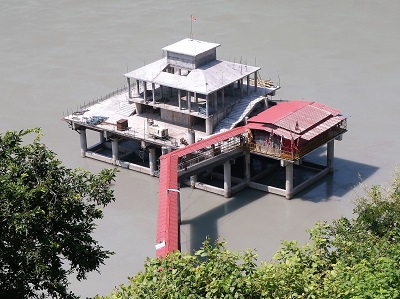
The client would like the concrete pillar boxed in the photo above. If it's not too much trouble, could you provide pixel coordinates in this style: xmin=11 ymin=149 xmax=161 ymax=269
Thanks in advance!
xmin=224 ymin=161 xmax=232 ymax=198
xmin=79 ymin=129 xmax=87 ymax=158
xmin=160 ymin=85 xmax=163 ymax=99
xmin=246 ymin=75 xmax=250 ymax=95
xmin=254 ymin=71 xmax=258 ymax=91
xmin=214 ymin=92 xmax=218 ymax=111
xmin=187 ymin=130 xmax=195 ymax=144
xmin=99 ymin=131 xmax=105 ymax=144
xmin=240 ymin=78 xmax=244 ymax=98
xmin=149 ymin=147 xmax=156 ymax=176
xmin=142 ymin=81 xmax=147 ymax=101
xmin=221 ymin=88 xmax=225 ymax=108
xmin=206 ymin=118 xmax=213 ymax=135
xmin=178 ymin=89 xmax=182 ymax=110
xmin=188 ymin=130 xmax=197 ymax=187
xmin=285 ymin=162 xmax=294 ymax=199
xmin=161 ymin=146 xmax=169 ymax=155
xmin=194 ymin=92 xmax=198 ymax=103
xmin=327 ymin=140 xmax=334 ymax=173
xmin=152 ymin=83 xmax=156 ymax=105
xmin=136 ymin=80 xmax=140 ymax=96
xmin=244 ymin=151 xmax=251 ymax=184
xmin=127 ymin=78 xmax=131 ymax=99
xmin=111 ymin=138 xmax=119 ymax=165
xmin=206 ymin=94 xmax=209 ymax=117
xmin=187 ymin=91 xmax=191 ymax=112
xmin=135 ymin=103 xmax=142 ymax=115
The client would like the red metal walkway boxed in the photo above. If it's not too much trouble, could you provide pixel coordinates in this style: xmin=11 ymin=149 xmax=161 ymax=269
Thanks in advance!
xmin=155 ymin=126 xmax=248 ymax=256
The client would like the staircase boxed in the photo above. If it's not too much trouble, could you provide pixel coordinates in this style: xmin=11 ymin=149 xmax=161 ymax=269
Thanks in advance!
xmin=118 ymin=101 xmax=136 ymax=117
xmin=214 ymin=95 xmax=266 ymax=133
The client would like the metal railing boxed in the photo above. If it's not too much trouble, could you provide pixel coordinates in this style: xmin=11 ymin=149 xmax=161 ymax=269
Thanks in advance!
xmin=177 ymin=135 xmax=245 ymax=171
xmin=79 ymin=85 xmax=128 ymax=111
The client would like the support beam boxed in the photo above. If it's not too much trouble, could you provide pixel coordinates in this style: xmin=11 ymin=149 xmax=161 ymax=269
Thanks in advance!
xmin=224 ymin=161 xmax=232 ymax=198
xmin=327 ymin=140 xmax=334 ymax=173
xmin=127 ymin=78 xmax=131 ymax=99
xmin=254 ymin=71 xmax=258 ymax=91
xmin=142 ymin=81 xmax=147 ymax=101
xmin=221 ymin=88 xmax=225 ymax=108
xmin=188 ymin=130 xmax=197 ymax=188
xmin=79 ymin=129 xmax=87 ymax=158
xmin=178 ymin=89 xmax=182 ymax=110
xmin=152 ymin=83 xmax=156 ymax=105
xmin=111 ymin=138 xmax=119 ymax=165
xmin=136 ymin=79 xmax=140 ymax=96
xmin=246 ymin=75 xmax=250 ymax=95
xmin=149 ymin=148 xmax=156 ymax=176
xmin=187 ymin=91 xmax=191 ymax=112
xmin=240 ymin=78 xmax=244 ymax=98
xmin=99 ymin=131 xmax=105 ymax=144
xmin=205 ymin=118 xmax=213 ymax=135
xmin=244 ymin=151 xmax=251 ymax=184
xmin=205 ymin=94 xmax=209 ymax=117
xmin=285 ymin=162 xmax=294 ymax=199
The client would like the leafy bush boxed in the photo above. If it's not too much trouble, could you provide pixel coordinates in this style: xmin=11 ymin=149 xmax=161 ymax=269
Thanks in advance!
xmin=0 ymin=129 xmax=117 ymax=298
xmin=100 ymin=171 xmax=400 ymax=299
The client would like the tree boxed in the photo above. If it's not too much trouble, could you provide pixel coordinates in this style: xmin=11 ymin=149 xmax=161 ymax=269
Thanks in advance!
xmin=0 ymin=129 xmax=117 ymax=298
xmin=100 ymin=172 xmax=400 ymax=299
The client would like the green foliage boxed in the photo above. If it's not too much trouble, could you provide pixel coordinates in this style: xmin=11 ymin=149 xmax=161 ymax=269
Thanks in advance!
xmin=100 ymin=171 xmax=400 ymax=299
xmin=0 ymin=129 xmax=117 ymax=298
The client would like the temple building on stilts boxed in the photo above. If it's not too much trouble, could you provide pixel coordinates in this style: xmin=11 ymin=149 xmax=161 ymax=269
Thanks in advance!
xmin=63 ymin=38 xmax=348 ymax=255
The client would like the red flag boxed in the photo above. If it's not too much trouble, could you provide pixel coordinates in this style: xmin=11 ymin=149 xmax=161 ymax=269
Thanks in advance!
xmin=191 ymin=15 xmax=196 ymax=21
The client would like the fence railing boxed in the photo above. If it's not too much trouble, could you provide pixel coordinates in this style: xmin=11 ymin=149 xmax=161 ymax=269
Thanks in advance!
xmin=78 ymin=85 xmax=128 ymax=111
xmin=177 ymin=135 xmax=245 ymax=171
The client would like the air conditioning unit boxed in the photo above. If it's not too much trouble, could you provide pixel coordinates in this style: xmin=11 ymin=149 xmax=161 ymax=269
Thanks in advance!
xmin=148 ymin=124 xmax=168 ymax=138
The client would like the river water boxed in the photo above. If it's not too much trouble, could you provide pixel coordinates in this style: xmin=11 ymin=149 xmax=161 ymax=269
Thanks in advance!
xmin=1 ymin=1 xmax=400 ymax=297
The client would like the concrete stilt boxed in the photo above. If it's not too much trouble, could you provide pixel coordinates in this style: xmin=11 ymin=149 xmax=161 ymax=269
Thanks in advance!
xmin=178 ymin=89 xmax=182 ymax=110
xmin=206 ymin=95 xmax=209 ymax=117
xmin=285 ymin=162 xmax=294 ymax=199
xmin=244 ymin=151 xmax=251 ymax=184
xmin=246 ymin=75 xmax=250 ymax=95
xmin=240 ymin=78 xmax=244 ymax=98
xmin=111 ymin=138 xmax=119 ymax=165
xmin=136 ymin=80 xmax=140 ymax=96
xmin=254 ymin=71 xmax=258 ymax=91
xmin=188 ymin=130 xmax=197 ymax=188
xmin=79 ymin=129 xmax=87 ymax=158
xmin=152 ymin=83 xmax=156 ymax=105
xmin=149 ymin=147 xmax=156 ymax=176
xmin=221 ymin=88 xmax=225 ymax=108
xmin=99 ymin=131 xmax=105 ymax=144
xmin=327 ymin=140 xmax=334 ymax=173
xmin=224 ymin=161 xmax=232 ymax=198
xmin=206 ymin=118 xmax=213 ymax=135
xmin=187 ymin=91 xmax=191 ymax=112
xmin=161 ymin=146 xmax=169 ymax=155
xmin=142 ymin=81 xmax=147 ymax=101
xmin=127 ymin=78 xmax=131 ymax=99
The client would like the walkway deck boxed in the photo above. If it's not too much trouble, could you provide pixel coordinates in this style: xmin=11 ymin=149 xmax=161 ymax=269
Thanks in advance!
xmin=155 ymin=126 xmax=248 ymax=256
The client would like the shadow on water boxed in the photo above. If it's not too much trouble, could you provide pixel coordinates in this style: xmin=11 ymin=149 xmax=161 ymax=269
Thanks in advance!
xmin=180 ymin=152 xmax=378 ymax=252
xmin=181 ymin=188 xmax=266 ymax=253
